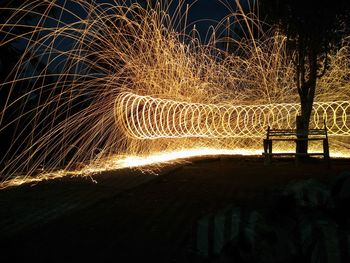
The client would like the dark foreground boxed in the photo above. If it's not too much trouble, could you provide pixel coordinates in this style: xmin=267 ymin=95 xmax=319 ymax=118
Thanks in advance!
xmin=0 ymin=156 xmax=349 ymax=262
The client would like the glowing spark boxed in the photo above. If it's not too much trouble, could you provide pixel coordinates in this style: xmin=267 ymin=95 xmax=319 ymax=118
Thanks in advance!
xmin=2 ymin=146 xmax=349 ymax=189
xmin=0 ymin=1 xmax=349 ymax=187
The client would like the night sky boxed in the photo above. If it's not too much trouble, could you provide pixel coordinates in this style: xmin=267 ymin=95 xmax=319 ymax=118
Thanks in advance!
xmin=63 ymin=0 xmax=242 ymax=42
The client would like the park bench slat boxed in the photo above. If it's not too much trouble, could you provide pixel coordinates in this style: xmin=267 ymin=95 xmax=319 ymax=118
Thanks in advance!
xmin=262 ymin=152 xmax=325 ymax=156
xmin=265 ymin=138 xmax=326 ymax=141
xmin=262 ymin=120 xmax=330 ymax=165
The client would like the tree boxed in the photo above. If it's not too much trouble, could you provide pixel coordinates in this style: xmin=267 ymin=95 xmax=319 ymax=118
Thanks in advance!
xmin=259 ymin=0 xmax=350 ymax=153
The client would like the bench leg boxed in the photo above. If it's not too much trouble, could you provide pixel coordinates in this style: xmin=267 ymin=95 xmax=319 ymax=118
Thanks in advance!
xmin=263 ymin=140 xmax=268 ymax=165
xmin=263 ymin=139 xmax=268 ymax=153
xmin=263 ymin=140 xmax=272 ymax=165
xmin=323 ymin=139 xmax=331 ymax=168
xmin=268 ymin=141 xmax=272 ymax=164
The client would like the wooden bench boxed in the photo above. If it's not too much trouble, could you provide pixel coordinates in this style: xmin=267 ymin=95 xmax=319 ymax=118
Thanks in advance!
xmin=263 ymin=123 xmax=330 ymax=165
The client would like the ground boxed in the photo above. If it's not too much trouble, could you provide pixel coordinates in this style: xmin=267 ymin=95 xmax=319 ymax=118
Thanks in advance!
xmin=0 ymin=156 xmax=349 ymax=262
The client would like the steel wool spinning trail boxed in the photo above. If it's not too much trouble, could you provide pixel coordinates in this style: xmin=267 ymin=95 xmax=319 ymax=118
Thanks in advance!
xmin=0 ymin=0 xmax=349 ymax=188
xmin=116 ymin=92 xmax=350 ymax=139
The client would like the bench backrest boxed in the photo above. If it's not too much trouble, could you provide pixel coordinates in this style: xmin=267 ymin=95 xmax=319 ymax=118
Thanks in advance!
xmin=266 ymin=121 xmax=328 ymax=139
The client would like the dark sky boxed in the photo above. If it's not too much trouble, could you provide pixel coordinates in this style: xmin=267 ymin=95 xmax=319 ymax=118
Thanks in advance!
xmin=49 ymin=0 xmax=247 ymax=42
xmin=179 ymin=0 xmax=239 ymax=43
xmin=2 ymin=0 xmax=249 ymax=75
xmin=176 ymin=0 xmax=237 ymax=35
xmin=57 ymin=0 xmax=246 ymax=44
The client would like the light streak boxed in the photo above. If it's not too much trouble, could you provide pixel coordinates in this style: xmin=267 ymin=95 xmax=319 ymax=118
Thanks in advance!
xmin=2 ymin=146 xmax=349 ymax=189
xmin=0 ymin=148 xmax=259 ymax=188
xmin=0 ymin=1 xmax=349 ymax=187
xmin=116 ymin=92 xmax=350 ymax=139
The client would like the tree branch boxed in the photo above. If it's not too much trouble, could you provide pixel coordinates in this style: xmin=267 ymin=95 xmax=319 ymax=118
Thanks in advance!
xmin=316 ymin=50 xmax=328 ymax=78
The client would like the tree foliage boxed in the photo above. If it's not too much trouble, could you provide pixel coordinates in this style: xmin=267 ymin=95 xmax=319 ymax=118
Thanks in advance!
xmin=259 ymin=0 xmax=350 ymax=152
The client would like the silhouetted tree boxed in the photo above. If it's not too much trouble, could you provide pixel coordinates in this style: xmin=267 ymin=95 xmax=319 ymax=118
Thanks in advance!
xmin=259 ymin=0 xmax=350 ymax=153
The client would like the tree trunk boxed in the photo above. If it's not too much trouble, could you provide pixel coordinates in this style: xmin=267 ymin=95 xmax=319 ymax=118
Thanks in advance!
xmin=296 ymin=97 xmax=312 ymax=154
xmin=296 ymin=50 xmax=317 ymax=154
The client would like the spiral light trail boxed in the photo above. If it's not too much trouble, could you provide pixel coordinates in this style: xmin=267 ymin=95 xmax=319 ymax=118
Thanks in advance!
xmin=116 ymin=92 xmax=350 ymax=139
xmin=0 ymin=1 xmax=349 ymax=188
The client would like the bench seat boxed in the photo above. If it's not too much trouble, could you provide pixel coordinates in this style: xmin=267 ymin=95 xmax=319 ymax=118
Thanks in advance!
xmin=262 ymin=123 xmax=329 ymax=165
xmin=262 ymin=152 xmax=325 ymax=156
